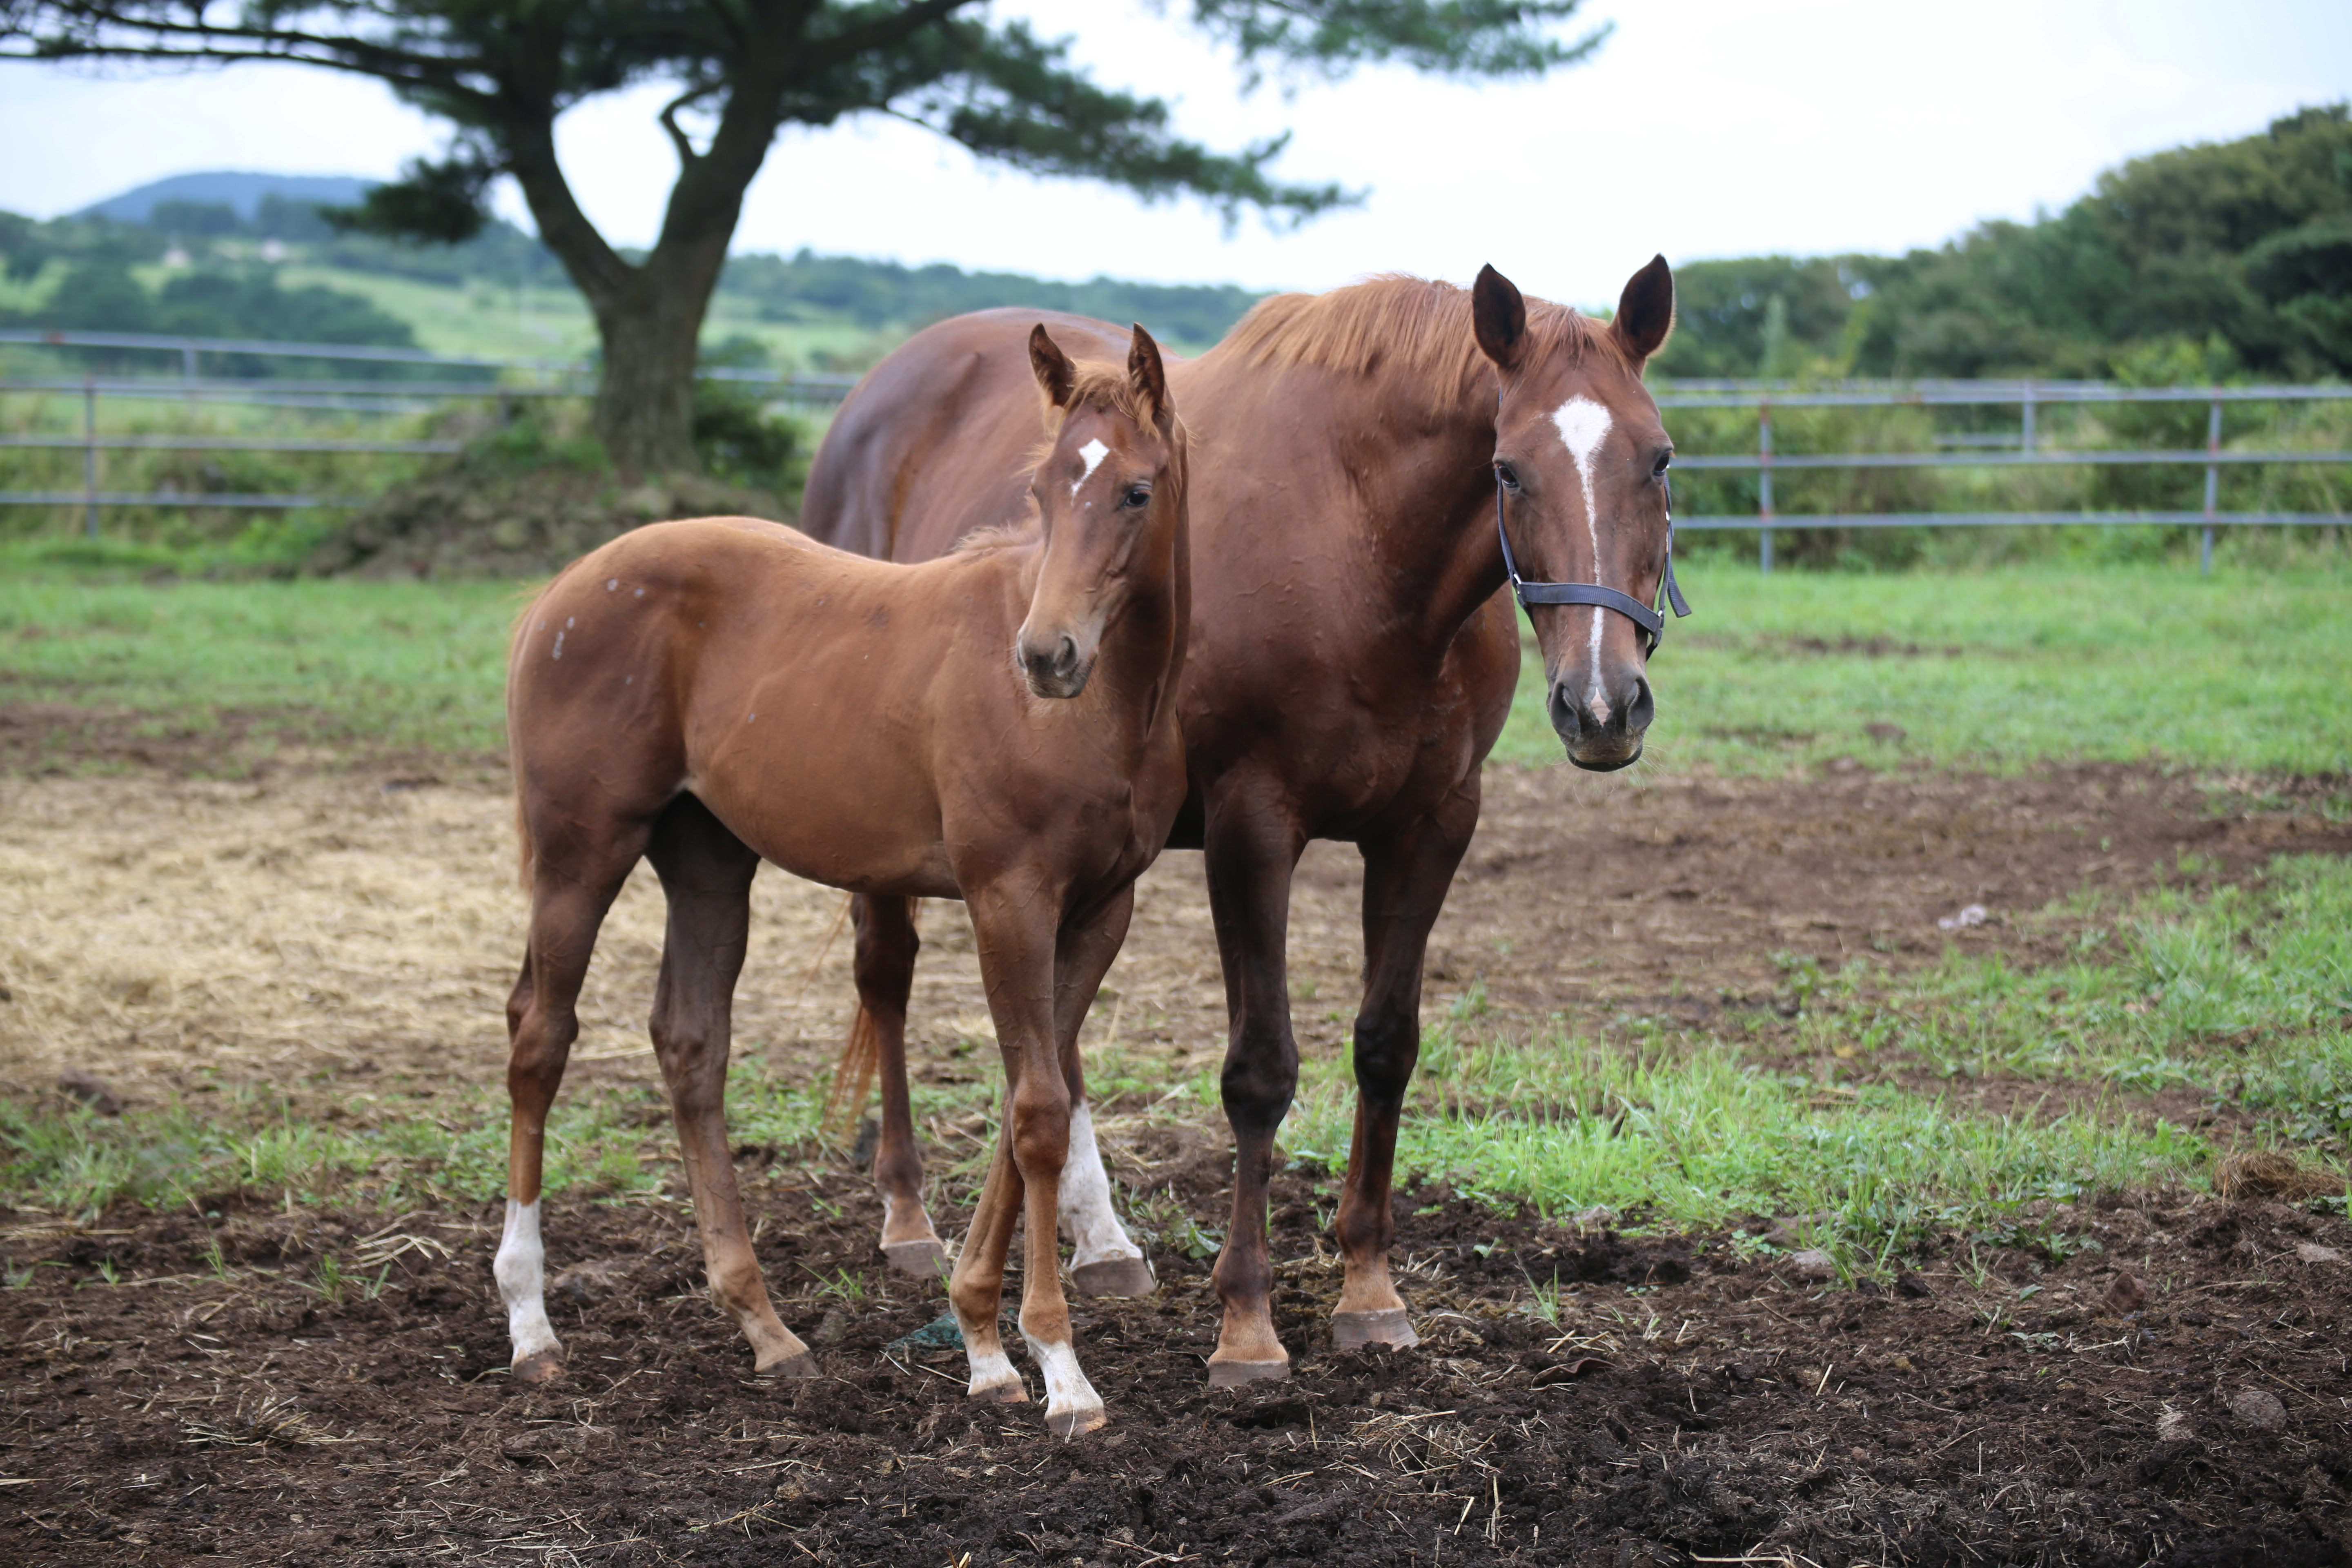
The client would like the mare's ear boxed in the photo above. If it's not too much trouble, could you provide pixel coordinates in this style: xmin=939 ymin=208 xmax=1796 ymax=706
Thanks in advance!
xmin=1030 ymin=324 xmax=1076 ymax=408
xmin=1127 ymin=323 xmax=1169 ymax=423
xmin=1472 ymin=263 xmax=1528 ymax=373
xmin=1610 ymin=254 xmax=1675 ymax=365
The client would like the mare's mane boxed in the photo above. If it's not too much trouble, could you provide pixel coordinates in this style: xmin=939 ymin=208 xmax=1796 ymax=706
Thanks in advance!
xmin=1216 ymin=274 xmax=1627 ymax=402
xmin=954 ymin=361 xmax=1172 ymax=555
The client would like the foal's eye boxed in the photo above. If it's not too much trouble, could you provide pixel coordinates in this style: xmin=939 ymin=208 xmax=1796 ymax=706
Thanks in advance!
xmin=1494 ymin=462 xmax=1521 ymax=492
xmin=1122 ymin=486 xmax=1152 ymax=510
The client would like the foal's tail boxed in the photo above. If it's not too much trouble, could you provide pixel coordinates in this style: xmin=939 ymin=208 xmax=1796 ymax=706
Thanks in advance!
xmin=821 ymin=1006 xmax=881 ymax=1152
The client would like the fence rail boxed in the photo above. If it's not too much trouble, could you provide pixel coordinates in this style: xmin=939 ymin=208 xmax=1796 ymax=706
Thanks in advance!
xmin=4 ymin=325 xmax=2348 ymax=555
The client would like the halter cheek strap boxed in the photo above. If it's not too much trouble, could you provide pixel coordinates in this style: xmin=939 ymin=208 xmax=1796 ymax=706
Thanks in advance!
xmin=1494 ymin=473 xmax=1692 ymax=655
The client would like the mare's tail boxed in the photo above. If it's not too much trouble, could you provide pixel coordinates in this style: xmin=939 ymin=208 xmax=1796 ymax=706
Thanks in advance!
xmin=822 ymin=1007 xmax=881 ymax=1153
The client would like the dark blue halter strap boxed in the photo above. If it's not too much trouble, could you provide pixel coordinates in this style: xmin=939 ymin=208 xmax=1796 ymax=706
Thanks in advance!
xmin=1494 ymin=476 xmax=1691 ymax=653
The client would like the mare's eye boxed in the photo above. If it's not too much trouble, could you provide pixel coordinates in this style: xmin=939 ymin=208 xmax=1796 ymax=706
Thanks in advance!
xmin=1652 ymin=450 xmax=1674 ymax=479
xmin=1122 ymin=486 xmax=1152 ymax=509
xmin=1494 ymin=462 xmax=1521 ymax=492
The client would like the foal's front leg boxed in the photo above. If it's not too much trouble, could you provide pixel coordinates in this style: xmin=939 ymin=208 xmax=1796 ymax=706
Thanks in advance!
xmin=950 ymin=884 xmax=1106 ymax=1438
xmin=1052 ymin=888 xmax=1154 ymax=1297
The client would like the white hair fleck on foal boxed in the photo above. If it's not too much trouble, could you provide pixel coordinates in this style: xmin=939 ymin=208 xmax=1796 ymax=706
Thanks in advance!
xmin=1551 ymin=394 xmax=1615 ymax=719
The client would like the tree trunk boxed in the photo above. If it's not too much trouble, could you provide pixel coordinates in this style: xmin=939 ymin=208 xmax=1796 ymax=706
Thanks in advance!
xmin=590 ymin=272 xmax=707 ymax=479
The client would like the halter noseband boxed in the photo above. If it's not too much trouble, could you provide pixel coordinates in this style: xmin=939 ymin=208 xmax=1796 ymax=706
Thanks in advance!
xmin=1494 ymin=470 xmax=1692 ymax=655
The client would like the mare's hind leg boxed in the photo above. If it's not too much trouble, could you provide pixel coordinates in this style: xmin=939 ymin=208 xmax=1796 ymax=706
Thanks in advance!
xmin=1332 ymin=780 xmax=1479 ymax=1350
xmin=646 ymin=794 xmax=815 ymax=1377
xmin=498 ymin=843 xmax=642 ymax=1383
xmin=1052 ymin=890 xmax=1154 ymax=1297
xmin=853 ymin=895 xmax=949 ymax=1277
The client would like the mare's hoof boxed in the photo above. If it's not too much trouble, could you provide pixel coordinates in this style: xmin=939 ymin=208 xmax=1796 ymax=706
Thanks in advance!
xmin=1331 ymin=1308 xmax=1420 ymax=1350
xmin=1205 ymin=1356 xmax=1290 ymax=1388
xmin=970 ymin=1378 xmax=1030 ymax=1405
xmin=1045 ymin=1405 xmax=1109 ymax=1441
xmin=510 ymin=1350 xmax=565 ymax=1385
xmin=882 ymin=1238 xmax=952 ymax=1278
xmin=1071 ymin=1256 xmax=1157 ymax=1297
xmin=757 ymin=1352 xmax=820 ymax=1380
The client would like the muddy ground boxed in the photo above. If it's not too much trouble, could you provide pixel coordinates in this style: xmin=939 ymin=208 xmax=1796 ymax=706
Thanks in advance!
xmin=5 ymin=727 xmax=2352 ymax=1565
xmin=4 ymin=1152 xmax=2350 ymax=1566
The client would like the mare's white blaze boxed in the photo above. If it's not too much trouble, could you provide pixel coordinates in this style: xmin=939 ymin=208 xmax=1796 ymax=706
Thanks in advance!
xmin=1023 ymin=1330 xmax=1105 ymax=1426
xmin=1551 ymin=395 xmax=1615 ymax=717
xmin=1058 ymin=1100 xmax=1144 ymax=1267
xmin=494 ymin=1198 xmax=562 ymax=1365
xmin=1071 ymin=438 xmax=1109 ymax=499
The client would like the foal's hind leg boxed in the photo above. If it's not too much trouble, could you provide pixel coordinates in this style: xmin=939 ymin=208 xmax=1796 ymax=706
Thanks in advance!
xmin=852 ymin=895 xmax=950 ymax=1277
xmin=1052 ymin=890 xmax=1154 ymax=1298
xmin=646 ymin=795 xmax=815 ymax=1378
xmin=499 ymin=845 xmax=641 ymax=1383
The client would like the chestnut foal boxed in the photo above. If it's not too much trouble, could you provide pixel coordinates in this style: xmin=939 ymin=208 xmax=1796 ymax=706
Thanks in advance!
xmin=496 ymin=325 xmax=1187 ymax=1438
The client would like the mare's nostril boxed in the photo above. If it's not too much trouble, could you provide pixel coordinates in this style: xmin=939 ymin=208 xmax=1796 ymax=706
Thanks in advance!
xmin=1625 ymin=676 xmax=1655 ymax=733
xmin=1547 ymin=682 xmax=1581 ymax=744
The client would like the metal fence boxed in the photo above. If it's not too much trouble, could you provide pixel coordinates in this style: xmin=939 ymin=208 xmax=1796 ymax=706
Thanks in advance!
xmin=0 ymin=328 xmax=860 ymax=532
xmin=1655 ymin=379 xmax=2352 ymax=574
xmin=3 ymin=328 xmax=2348 ymax=559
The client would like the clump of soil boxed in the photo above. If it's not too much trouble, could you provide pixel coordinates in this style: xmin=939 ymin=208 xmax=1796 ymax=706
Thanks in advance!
xmin=311 ymin=463 xmax=791 ymax=580
xmin=4 ymin=1155 xmax=2348 ymax=1566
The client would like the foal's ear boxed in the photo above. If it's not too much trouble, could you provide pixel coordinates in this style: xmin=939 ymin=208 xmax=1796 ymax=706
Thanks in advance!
xmin=1610 ymin=254 xmax=1675 ymax=365
xmin=1472 ymin=264 xmax=1528 ymax=374
xmin=1030 ymin=324 xmax=1076 ymax=408
xmin=1127 ymin=323 xmax=1169 ymax=423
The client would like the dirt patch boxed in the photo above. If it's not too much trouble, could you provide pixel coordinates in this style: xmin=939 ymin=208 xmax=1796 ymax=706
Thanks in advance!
xmin=3 ymin=764 xmax=2346 ymax=1117
xmin=4 ymin=1164 xmax=2348 ymax=1566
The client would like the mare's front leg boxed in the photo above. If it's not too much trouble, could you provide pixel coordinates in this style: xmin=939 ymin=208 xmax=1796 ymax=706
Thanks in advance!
xmin=1053 ymin=887 xmax=1154 ymax=1297
xmin=849 ymin=894 xmax=951 ymax=1276
xmin=950 ymin=880 xmax=1106 ymax=1438
xmin=1200 ymin=786 xmax=1307 ymax=1385
xmin=646 ymin=795 xmax=815 ymax=1377
xmin=498 ymin=833 xmax=644 ymax=1383
xmin=1333 ymin=779 xmax=1480 ymax=1349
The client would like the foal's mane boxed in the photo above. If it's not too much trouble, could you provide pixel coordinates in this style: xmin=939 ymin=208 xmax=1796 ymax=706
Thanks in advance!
xmin=1216 ymin=274 xmax=1627 ymax=400
xmin=954 ymin=362 xmax=1175 ymax=555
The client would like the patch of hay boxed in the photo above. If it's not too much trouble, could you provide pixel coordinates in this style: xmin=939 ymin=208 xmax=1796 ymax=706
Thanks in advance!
xmin=2213 ymin=1148 xmax=2339 ymax=1201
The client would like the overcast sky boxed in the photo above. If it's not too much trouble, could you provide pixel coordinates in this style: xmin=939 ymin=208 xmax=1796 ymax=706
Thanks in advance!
xmin=4 ymin=0 xmax=2349 ymax=306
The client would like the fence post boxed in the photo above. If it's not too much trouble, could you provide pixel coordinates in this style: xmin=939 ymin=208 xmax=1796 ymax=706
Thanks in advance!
xmin=1758 ymin=400 xmax=1775 ymax=575
xmin=2020 ymin=381 xmax=2036 ymax=453
xmin=2201 ymin=392 xmax=2221 ymax=575
xmin=82 ymin=377 xmax=98 ymax=540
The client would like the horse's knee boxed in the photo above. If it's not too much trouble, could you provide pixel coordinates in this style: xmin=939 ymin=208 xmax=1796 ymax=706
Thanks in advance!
xmin=1007 ymin=1087 xmax=1071 ymax=1178
xmin=1351 ymin=1011 xmax=1420 ymax=1104
xmin=1219 ymin=1039 xmax=1298 ymax=1133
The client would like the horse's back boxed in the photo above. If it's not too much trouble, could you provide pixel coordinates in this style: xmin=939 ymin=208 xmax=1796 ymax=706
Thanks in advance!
xmin=804 ymin=307 xmax=1131 ymax=564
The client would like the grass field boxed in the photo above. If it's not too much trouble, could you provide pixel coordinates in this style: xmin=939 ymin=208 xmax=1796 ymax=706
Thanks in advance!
xmin=2 ymin=558 xmax=2348 ymax=1275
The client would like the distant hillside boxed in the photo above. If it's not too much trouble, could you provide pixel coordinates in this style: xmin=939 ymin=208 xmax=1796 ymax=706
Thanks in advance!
xmin=76 ymin=172 xmax=373 ymax=225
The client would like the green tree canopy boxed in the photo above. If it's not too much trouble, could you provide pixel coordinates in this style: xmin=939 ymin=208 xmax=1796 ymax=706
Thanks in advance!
xmin=2 ymin=0 xmax=1606 ymax=473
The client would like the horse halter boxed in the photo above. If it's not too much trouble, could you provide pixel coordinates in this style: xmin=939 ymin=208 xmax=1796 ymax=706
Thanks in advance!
xmin=1494 ymin=468 xmax=1692 ymax=655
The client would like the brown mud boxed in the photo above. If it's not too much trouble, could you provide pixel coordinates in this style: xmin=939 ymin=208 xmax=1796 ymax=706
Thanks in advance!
xmin=3 ymin=1158 xmax=2349 ymax=1566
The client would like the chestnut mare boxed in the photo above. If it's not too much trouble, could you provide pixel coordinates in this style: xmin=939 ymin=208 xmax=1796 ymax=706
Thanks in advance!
xmin=802 ymin=262 xmax=1682 ymax=1382
xmin=497 ymin=326 xmax=1188 ymax=1438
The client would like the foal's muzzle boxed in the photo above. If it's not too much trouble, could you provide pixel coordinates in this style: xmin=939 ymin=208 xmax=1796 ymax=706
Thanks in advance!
xmin=1550 ymin=668 xmax=1653 ymax=771
xmin=1019 ymin=631 xmax=1093 ymax=699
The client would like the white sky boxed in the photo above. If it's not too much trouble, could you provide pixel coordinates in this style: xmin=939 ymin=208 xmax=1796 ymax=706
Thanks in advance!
xmin=4 ymin=0 xmax=2349 ymax=306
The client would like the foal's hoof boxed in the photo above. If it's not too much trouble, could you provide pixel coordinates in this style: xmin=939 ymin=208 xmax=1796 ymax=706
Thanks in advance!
xmin=1045 ymin=1404 xmax=1109 ymax=1441
xmin=510 ymin=1350 xmax=565 ymax=1385
xmin=1331 ymin=1308 xmax=1420 ymax=1350
xmin=882 ymin=1238 xmax=952 ymax=1278
xmin=969 ymin=1378 xmax=1029 ymax=1406
xmin=757 ymin=1351 xmax=821 ymax=1380
xmin=1205 ymin=1354 xmax=1290 ymax=1388
xmin=1071 ymin=1255 xmax=1157 ymax=1297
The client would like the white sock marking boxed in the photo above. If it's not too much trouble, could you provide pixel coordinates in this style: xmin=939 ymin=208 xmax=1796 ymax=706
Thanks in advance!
xmin=1552 ymin=395 xmax=1615 ymax=717
xmin=1058 ymin=1100 xmax=1144 ymax=1268
xmin=1023 ymin=1330 xmax=1105 ymax=1428
xmin=1071 ymin=438 xmax=1109 ymax=499
xmin=494 ymin=1198 xmax=563 ymax=1367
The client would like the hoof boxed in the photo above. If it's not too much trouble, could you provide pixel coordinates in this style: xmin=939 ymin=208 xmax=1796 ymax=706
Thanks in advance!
xmin=1045 ymin=1404 xmax=1109 ymax=1441
xmin=1071 ymin=1255 xmax=1157 ymax=1297
xmin=755 ymin=1351 xmax=820 ymax=1380
xmin=510 ymin=1350 xmax=564 ymax=1385
xmin=1205 ymin=1356 xmax=1290 ymax=1388
xmin=1332 ymin=1308 xmax=1420 ymax=1350
xmin=882 ymin=1238 xmax=951 ymax=1278
xmin=970 ymin=1378 xmax=1030 ymax=1406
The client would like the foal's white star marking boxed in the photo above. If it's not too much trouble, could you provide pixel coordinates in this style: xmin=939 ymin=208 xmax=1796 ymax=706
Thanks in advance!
xmin=1072 ymin=438 xmax=1109 ymax=499
xmin=1552 ymin=395 xmax=1615 ymax=721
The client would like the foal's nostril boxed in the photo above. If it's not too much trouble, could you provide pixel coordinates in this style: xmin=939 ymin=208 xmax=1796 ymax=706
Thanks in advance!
xmin=1056 ymin=634 xmax=1078 ymax=675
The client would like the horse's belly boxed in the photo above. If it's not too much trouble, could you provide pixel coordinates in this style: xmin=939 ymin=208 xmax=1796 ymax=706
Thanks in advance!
xmin=690 ymin=748 xmax=960 ymax=900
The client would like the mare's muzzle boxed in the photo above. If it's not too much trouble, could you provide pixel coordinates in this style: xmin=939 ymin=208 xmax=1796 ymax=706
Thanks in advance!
xmin=1549 ymin=668 xmax=1654 ymax=769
